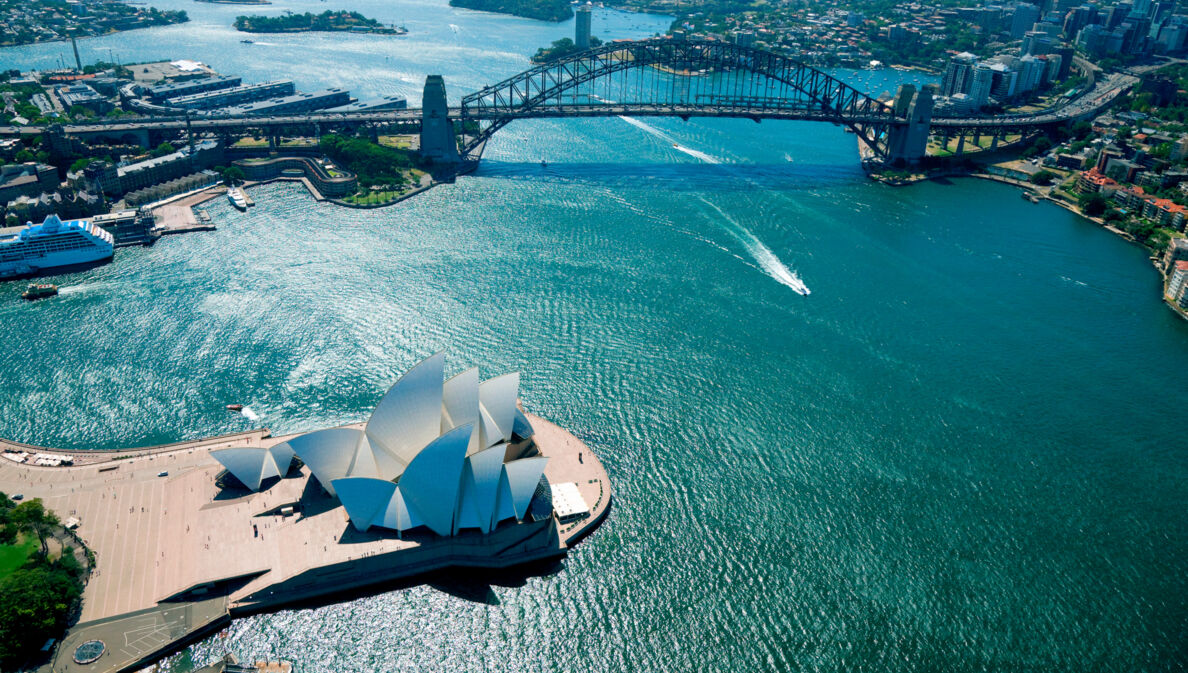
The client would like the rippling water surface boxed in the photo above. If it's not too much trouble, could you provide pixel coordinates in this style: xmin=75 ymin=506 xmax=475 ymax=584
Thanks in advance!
xmin=2 ymin=2 xmax=1187 ymax=671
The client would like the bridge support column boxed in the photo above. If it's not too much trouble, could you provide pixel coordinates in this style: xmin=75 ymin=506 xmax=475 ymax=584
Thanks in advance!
xmin=991 ymin=133 xmax=1000 ymax=151
xmin=885 ymin=84 xmax=934 ymax=168
xmin=420 ymin=75 xmax=459 ymax=164
xmin=956 ymin=134 xmax=966 ymax=156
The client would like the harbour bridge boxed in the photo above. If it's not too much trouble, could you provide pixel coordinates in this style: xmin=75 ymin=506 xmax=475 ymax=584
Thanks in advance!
xmin=1 ymin=38 xmax=1135 ymax=168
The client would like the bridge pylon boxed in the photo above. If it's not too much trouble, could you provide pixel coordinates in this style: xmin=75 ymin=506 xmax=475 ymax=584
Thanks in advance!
xmin=885 ymin=84 xmax=934 ymax=168
xmin=420 ymin=75 xmax=460 ymax=164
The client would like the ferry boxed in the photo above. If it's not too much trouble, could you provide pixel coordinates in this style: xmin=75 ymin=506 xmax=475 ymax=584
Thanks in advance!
xmin=227 ymin=187 xmax=248 ymax=211
xmin=0 ymin=215 xmax=114 ymax=280
xmin=21 ymin=283 xmax=58 ymax=301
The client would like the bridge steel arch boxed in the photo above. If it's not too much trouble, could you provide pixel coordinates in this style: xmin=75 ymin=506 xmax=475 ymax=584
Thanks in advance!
xmin=458 ymin=38 xmax=902 ymax=162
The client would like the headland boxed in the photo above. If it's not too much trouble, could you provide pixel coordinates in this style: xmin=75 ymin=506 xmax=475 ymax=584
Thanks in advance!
xmin=0 ymin=412 xmax=609 ymax=673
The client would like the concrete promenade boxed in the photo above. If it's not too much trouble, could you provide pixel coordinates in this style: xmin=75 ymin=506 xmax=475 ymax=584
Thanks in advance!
xmin=0 ymin=413 xmax=609 ymax=673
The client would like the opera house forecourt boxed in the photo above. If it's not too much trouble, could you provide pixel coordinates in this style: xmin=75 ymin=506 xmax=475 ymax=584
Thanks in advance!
xmin=0 ymin=354 xmax=610 ymax=673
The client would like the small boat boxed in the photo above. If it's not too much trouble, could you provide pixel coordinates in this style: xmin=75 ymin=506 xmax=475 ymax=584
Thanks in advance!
xmin=540 ymin=159 xmax=548 ymax=168
xmin=226 ymin=404 xmax=244 ymax=412
xmin=227 ymin=187 xmax=248 ymax=211
xmin=241 ymin=39 xmax=254 ymax=44
xmin=21 ymin=283 xmax=57 ymax=301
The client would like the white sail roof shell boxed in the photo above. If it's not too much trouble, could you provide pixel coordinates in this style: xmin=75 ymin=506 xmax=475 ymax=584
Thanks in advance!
xmin=265 ymin=354 xmax=546 ymax=536
xmin=454 ymin=444 xmax=507 ymax=534
xmin=211 ymin=445 xmax=295 ymax=491
xmin=365 ymin=352 xmax=445 ymax=471
xmin=287 ymin=427 xmax=365 ymax=497
xmin=478 ymin=372 xmax=519 ymax=447
xmin=333 ymin=477 xmax=396 ymax=531
xmin=502 ymin=456 xmax=549 ymax=522
xmin=397 ymin=424 xmax=470 ymax=536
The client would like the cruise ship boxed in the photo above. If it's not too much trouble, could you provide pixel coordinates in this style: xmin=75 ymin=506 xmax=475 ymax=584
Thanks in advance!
xmin=0 ymin=215 xmax=115 ymax=280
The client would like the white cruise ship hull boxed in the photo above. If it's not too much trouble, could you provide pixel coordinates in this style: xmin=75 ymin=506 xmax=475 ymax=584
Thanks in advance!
xmin=0 ymin=246 xmax=114 ymax=280
xmin=0 ymin=215 xmax=116 ymax=280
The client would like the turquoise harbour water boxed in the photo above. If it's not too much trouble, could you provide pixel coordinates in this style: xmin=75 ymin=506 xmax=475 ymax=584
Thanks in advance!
xmin=2 ymin=2 xmax=1188 ymax=670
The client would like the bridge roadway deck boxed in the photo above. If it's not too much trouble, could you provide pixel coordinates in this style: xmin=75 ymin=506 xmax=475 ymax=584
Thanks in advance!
xmin=0 ymin=413 xmax=610 ymax=672
xmin=0 ymin=70 xmax=1138 ymax=139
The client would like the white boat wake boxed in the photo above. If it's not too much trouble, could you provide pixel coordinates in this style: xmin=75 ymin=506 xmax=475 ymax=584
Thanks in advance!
xmin=611 ymin=111 xmax=810 ymax=295
xmin=697 ymin=197 xmax=811 ymax=295
xmin=240 ymin=406 xmax=260 ymax=422
xmin=617 ymin=116 xmax=723 ymax=164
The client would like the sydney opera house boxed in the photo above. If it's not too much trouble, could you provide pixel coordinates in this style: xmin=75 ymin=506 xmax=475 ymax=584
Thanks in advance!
xmin=211 ymin=353 xmax=550 ymax=536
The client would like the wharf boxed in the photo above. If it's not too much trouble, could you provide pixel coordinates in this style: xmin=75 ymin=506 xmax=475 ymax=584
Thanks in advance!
xmin=1 ymin=413 xmax=610 ymax=673
xmin=151 ymin=188 xmax=223 ymax=236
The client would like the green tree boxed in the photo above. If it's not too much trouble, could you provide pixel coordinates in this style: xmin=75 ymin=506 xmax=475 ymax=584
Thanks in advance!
xmin=1022 ymin=136 xmax=1053 ymax=159
xmin=0 ymin=566 xmax=82 ymax=667
xmin=222 ymin=166 xmax=245 ymax=184
xmin=150 ymin=142 xmax=175 ymax=158
xmin=1070 ymin=121 xmax=1093 ymax=140
xmin=1031 ymin=170 xmax=1057 ymax=186
xmin=10 ymin=500 xmax=58 ymax=558
xmin=1079 ymin=193 xmax=1109 ymax=217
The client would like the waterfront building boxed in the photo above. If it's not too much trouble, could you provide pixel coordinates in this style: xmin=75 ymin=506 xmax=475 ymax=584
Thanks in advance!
xmin=91 ymin=208 xmax=157 ymax=246
xmin=968 ymin=63 xmax=996 ymax=110
xmin=263 ymin=353 xmax=551 ymax=536
xmin=221 ymin=89 xmax=351 ymax=116
xmin=231 ymin=157 xmax=357 ymax=198
xmin=1164 ymin=237 xmax=1188 ymax=271
xmin=0 ymin=162 xmax=58 ymax=204
xmin=940 ymin=52 xmax=977 ymax=98
xmin=148 ymin=75 xmax=241 ymax=102
xmin=168 ymin=81 xmax=295 ymax=111
xmin=576 ymin=4 xmax=592 ymax=49
xmin=123 ymin=170 xmax=220 ymax=208
xmin=1167 ymin=260 xmax=1188 ymax=303
xmin=325 ymin=95 xmax=408 ymax=113
xmin=116 ymin=140 xmax=223 ymax=196
xmin=0 ymin=213 xmax=113 ymax=279
xmin=84 ymin=140 xmax=223 ymax=197
xmin=1077 ymin=167 xmax=1119 ymax=195
xmin=1141 ymin=198 xmax=1187 ymax=229
xmin=56 ymin=83 xmax=112 ymax=115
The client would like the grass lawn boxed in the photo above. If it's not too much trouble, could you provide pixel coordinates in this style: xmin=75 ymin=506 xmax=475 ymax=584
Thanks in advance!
xmin=378 ymin=135 xmax=415 ymax=149
xmin=0 ymin=534 xmax=37 ymax=580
